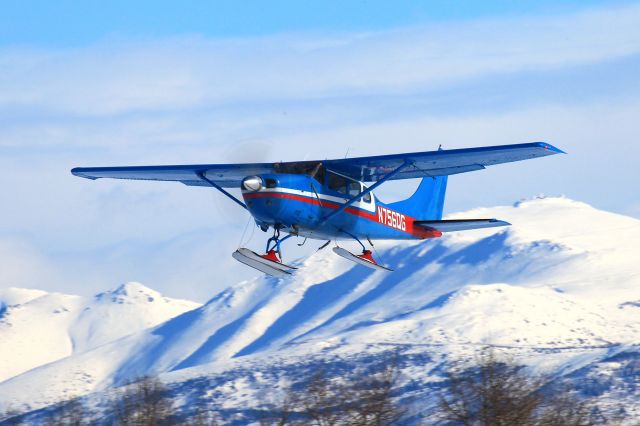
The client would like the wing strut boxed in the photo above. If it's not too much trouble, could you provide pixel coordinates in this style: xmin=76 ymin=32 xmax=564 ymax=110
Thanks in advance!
xmin=319 ymin=160 xmax=412 ymax=225
xmin=196 ymin=171 xmax=248 ymax=211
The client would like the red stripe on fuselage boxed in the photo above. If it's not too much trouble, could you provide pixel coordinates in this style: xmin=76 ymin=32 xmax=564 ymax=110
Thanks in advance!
xmin=243 ymin=191 xmax=441 ymax=239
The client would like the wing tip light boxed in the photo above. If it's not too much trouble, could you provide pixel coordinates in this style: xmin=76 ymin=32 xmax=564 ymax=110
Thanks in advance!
xmin=535 ymin=141 xmax=567 ymax=155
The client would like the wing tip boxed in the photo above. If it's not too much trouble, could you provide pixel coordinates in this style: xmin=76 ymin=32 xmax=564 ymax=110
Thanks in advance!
xmin=534 ymin=142 xmax=567 ymax=155
xmin=70 ymin=167 xmax=99 ymax=180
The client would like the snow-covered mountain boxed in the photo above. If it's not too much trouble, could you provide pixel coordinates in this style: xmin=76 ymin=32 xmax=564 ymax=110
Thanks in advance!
xmin=0 ymin=282 xmax=200 ymax=383
xmin=1 ymin=197 xmax=638 ymax=422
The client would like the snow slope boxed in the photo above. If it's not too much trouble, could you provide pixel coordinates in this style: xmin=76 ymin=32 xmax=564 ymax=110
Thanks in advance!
xmin=1 ymin=197 xmax=638 ymax=420
xmin=0 ymin=282 xmax=200 ymax=383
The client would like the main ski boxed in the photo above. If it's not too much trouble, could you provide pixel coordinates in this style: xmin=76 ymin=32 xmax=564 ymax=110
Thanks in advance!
xmin=232 ymin=248 xmax=297 ymax=278
xmin=332 ymin=247 xmax=393 ymax=272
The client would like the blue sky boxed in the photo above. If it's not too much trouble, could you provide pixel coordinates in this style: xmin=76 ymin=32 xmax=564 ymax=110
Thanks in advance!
xmin=1 ymin=1 xmax=639 ymax=301
xmin=1 ymin=0 xmax=624 ymax=46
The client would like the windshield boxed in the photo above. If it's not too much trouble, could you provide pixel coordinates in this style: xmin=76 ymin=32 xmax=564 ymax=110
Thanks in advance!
xmin=273 ymin=162 xmax=325 ymax=183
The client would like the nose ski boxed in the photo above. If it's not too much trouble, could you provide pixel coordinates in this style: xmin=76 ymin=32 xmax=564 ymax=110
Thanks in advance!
xmin=333 ymin=247 xmax=393 ymax=272
xmin=232 ymin=248 xmax=298 ymax=278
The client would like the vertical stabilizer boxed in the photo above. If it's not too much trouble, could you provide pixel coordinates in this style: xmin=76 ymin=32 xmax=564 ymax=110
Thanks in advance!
xmin=388 ymin=176 xmax=448 ymax=219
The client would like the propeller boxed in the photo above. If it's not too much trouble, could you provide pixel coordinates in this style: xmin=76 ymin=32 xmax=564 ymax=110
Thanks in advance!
xmin=211 ymin=139 xmax=273 ymax=225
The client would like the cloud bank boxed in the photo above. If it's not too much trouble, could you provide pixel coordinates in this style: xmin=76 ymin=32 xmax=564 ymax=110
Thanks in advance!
xmin=0 ymin=3 xmax=638 ymax=301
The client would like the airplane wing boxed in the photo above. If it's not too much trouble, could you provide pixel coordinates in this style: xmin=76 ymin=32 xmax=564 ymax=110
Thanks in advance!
xmin=70 ymin=163 xmax=277 ymax=188
xmin=71 ymin=142 xmax=563 ymax=187
xmin=324 ymin=142 xmax=564 ymax=182
xmin=414 ymin=219 xmax=510 ymax=232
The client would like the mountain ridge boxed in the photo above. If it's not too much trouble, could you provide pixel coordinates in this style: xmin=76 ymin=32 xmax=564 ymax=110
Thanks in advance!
xmin=0 ymin=282 xmax=200 ymax=384
xmin=1 ymin=196 xmax=638 ymax=422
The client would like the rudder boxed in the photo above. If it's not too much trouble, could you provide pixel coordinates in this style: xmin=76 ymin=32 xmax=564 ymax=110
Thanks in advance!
xmin=388 ymin=176 xmax=448 ymax=220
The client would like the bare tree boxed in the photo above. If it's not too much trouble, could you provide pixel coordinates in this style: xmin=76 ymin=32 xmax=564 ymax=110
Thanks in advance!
xmin=259 ymin=389 xmax=295 ymax=426
xmin=437 ymin=350 xmax=592 ymax=426
xmin=46 ymin=397 xmax=87 ymax=426
xmin=264 ymin=357 xmax=404 ymax=426
xmin=298 ymin=370 xmax=345 ymax=426
xmin=342 ymin=359 xmax=404 ymax=426
xmin=533 ymin=384 xmax=597 ymax=426
xmin=109 ymin=376 xmax=174 ymax=426
xmin=183 ymin=407 xmax=221 ymax=425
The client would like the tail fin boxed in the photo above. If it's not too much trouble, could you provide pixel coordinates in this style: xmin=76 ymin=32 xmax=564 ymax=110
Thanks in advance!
xmin=388 ymin=176 xmax=448 ymax=219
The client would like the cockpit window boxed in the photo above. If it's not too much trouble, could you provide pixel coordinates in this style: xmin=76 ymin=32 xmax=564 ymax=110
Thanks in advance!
xmin=354 ymin=182 xmax=373 ymax=203
xmin=348 ymin=181 xmax=360 ymax=197
xmin=327 ymin=171 xmax=371 ymax=203
xmin=328 ymin=173 xmax=347 ymax=194
xmin=273 ymin=162 xmax=325 ymax=183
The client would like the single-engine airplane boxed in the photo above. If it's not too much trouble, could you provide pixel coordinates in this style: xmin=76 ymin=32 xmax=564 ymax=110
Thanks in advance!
xmin=72 ymin=142 xmax=564 ymax=277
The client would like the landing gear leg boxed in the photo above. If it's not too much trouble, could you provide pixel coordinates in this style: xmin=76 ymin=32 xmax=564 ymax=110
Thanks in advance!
xmin=317 ymin=240 xmax=331 ymax=251
xmin=334 ymin=231 xmax=391 ymax=270
xmin=264 ymin=227 xmax=293 ymax=263
xmin=232 ymin=227 xmax=298 ymax=278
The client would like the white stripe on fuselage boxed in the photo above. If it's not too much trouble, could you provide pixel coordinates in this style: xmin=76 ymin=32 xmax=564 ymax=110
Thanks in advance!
xmin=242 ymin=186 xmax=377 ymax=213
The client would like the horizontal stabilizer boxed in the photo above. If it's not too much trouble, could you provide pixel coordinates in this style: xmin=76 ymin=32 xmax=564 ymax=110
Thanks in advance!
xmin=414 ymin=219 xmax=510 ymax=232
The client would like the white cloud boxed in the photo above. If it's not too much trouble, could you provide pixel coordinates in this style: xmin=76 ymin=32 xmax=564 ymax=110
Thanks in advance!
xmin=0 ymin=4 xmax=638 ymax=117
xmin=0 ymin=3 xmax=638 ymax=299
xmin=0 ymin=238 xmax=63 ymax=290
xmin=0 ymin=228 xmax=263 ymax=302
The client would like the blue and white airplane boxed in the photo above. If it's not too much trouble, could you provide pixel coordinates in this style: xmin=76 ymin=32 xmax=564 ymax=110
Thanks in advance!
xmin=72 ymin=142 xmax=564 ymax=277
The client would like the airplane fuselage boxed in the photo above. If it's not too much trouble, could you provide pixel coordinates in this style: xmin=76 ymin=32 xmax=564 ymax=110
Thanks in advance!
xmin=71 ymin=142 xmax=562 ymax=276
xmin=241 ymin=172 xmax=441 ymax=241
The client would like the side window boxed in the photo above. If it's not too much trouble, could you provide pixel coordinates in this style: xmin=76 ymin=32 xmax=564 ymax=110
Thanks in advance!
xmin=363 ymin=191 xmax=372 ymax=203
xmin=348 ymin=182 xmax=360 ymax=197
xmin=311 ymin=163 xmax=325 ymax=184
xmin=328 ymin=174 xmax=347 ymax=195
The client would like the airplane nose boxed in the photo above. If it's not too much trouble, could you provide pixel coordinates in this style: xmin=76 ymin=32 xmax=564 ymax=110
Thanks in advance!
xmin=245 ymin=195 xmax=290 ymax=226
xmin=241 ymin=174 xmax=322 ymax=229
